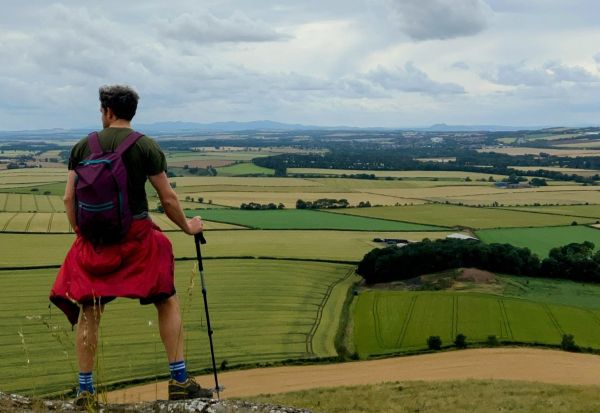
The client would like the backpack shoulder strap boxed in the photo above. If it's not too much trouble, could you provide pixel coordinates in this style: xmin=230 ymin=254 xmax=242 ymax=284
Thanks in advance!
xmin=87 ymin=132 xmax=103 ymax=155
xmin=116 ymin=131 xmax=144 ymax=156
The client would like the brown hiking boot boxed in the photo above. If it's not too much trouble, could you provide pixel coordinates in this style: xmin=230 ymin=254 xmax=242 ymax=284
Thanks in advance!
xmin=72 ymin=391 xmax=98 ymax=410
xmin=168 ymin=377 xmax=213 ymax=400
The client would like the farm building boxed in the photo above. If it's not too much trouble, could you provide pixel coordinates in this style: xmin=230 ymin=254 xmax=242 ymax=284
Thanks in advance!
xmin=494 ymin=182 xmax=531 ymax=189
xmin=446 ymin=233 xmax=479 ymax=241
xmin=373 ymin=238 xmax=411 ymax=247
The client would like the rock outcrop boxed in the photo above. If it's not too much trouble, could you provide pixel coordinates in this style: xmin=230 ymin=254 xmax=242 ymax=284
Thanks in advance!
xmin=0 ymin=392 xmax=314 ymax=413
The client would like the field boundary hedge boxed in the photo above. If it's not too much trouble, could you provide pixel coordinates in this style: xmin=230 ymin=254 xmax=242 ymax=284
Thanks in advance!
xmin=0 ymin=256 xmax=360 ymax=272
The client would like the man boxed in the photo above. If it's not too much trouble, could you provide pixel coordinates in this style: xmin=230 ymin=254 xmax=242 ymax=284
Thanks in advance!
xmin=49 ymin=85 xmax=213 ymax=406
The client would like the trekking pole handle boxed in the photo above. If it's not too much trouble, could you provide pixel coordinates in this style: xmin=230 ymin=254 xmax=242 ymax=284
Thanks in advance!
xmin=195 ymin=232 xmax=207 ymax=245
xmin=194 ymin=232 xmax=206 ymax=272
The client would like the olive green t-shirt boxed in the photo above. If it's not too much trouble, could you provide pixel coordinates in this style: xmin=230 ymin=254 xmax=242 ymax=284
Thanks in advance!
xmin=68 ymin=127 xmax=167 ymax=216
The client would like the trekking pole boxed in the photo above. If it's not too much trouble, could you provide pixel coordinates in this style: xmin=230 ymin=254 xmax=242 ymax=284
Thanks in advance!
xmin=194 ymin=232 xmax=224 ymax=399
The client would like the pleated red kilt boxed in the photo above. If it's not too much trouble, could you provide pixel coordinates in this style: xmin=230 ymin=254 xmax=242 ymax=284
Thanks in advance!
xmin=49 ymin=219 xmax=175 ymax=325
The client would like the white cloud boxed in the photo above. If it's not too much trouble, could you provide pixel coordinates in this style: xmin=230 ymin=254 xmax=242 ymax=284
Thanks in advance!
xmin=364 ymin=63 xmax=465 ymax=94
xmin=160 ymin=11 xmax=291 ymax=44
xmin=482 ymin=61 xmax=600 ymax=87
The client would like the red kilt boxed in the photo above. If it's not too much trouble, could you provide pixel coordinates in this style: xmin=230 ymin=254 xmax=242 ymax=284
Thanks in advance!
xmin=50 ymin=219 xmax=175 ymax=325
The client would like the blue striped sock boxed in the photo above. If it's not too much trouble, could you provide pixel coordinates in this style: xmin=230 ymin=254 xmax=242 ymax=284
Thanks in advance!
xmin=169 ymin=360 xmax=188 ymax=383
xmin=78 ymin=372 xmax=95 ymax=394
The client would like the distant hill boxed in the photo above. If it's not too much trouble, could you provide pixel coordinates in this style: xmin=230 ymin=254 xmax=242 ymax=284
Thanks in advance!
xmin=137 ymin=120 xmax=327 ymax=132
xmin=1 ymin=121 xmax=597 ymax=138
xmin=421 ymin=123 xmax=534 ymax=132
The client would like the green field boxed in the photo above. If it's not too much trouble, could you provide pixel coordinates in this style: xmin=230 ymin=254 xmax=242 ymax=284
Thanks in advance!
xmin=0 ymin=259 xmax=353 ymax=395
xmin=0 ymin=230 xmax=458 ymax=268
xmin=353 ymin=290 xmax=600 ymax=357
xmin=185 ymin=209 xmax=447 ymax=231
xmin=0 ymin=182 xmax=67 ymax=196
xmin=165 ymin=150 xmax=275 ymax=163
xmin=504 ymin=204 xmax=600 ymax=219
xmin=215 ymin=162 xmax=275 ymax=176
xmin=328 ymin=204 xmax=594 ymax=229
xmin=476 ymin=225 xmax=600 ymax=257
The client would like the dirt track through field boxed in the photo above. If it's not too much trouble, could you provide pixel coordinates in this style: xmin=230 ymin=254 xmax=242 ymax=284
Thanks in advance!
xmin=106 ymin=348 xmax=600 ymax=403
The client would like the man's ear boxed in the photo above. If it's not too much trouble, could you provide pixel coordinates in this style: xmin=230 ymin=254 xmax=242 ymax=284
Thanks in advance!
xmin=105 ymin=107 xmax=116 ymax=120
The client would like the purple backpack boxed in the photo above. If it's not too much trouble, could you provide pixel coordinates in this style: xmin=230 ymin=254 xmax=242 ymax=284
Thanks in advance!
xmin=74 ymin=131 xmax=143 ymax=244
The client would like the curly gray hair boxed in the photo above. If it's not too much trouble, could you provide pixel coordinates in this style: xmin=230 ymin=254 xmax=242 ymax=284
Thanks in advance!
xmin=99 ymin=85 xmax=139 ymax=121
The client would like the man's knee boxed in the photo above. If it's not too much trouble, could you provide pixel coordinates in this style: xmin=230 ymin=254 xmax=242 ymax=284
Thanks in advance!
xmin=155 ymin=294 xmax=179 ymax=311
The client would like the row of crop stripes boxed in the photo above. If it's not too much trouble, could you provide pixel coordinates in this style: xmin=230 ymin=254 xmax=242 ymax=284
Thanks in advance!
xmin=0 ymin=193 xmax=65 ymax=213
xmin=0 ymin=212 xmax=72 ymax=233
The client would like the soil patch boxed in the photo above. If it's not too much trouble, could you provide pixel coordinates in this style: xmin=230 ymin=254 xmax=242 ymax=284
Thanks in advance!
xmin=106 ymin=348 xmax=600 ymax=403
xmin=456 ymin=268 xmax=495 ymax=283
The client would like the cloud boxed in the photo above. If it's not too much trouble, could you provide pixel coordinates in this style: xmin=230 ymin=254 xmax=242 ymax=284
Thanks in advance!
xmin=452 ymin=61 xmax=470 ymax=70
xmin=594 ymin=52 xmax=600 ymax=63
xmin=384 ymin=0 xmax=490 ymax=41
xmin=544 ymin=62 xmax=599 ymax=83
xmin=364 ymin=63 xmax=465 ymax=94
xmin=482 ymin=61 xmax=600 ymax=87
xmin=160 ymin=11 xmax=291 ymax=44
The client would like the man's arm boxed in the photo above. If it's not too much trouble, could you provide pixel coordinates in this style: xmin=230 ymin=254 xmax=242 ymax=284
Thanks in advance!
xmin=64 ymin=170 xmax=77 ymax=232
xmin=148 ymin=172 xmax=203 ymax=235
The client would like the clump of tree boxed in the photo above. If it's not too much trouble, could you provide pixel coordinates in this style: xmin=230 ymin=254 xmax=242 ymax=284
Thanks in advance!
xmin=240 ymin=202 xmax=284 ymax=210
xmin=561 ymin=334 xmax=580 ymax=352
xmin=357 ymin=239 xmax=600 ymax=284
xmin=296 ymin=198 xmax=349 ymax=209
xmin=427 ymin=336 xmax=442 ymax=350
xmin=503 ymin=174 xmax=527 ymax=184
xmin=541 ymin=242 xmax=600 ymax=282
xmin=454 ymin=334 xmax=467 ymax=349
xmin=529 ymin=177 xmax=547 ymax=186
xmin=357 ymin=239 xmax=539 ymax=284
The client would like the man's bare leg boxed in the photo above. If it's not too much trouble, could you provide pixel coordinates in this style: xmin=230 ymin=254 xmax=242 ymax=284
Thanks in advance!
xmin=77 ymin=303 xmax=104 ymax=372
xmin=156 ymin=295 xmax=212 ymax=398
xmin=155 ymin=295 xmax=185 ymax=363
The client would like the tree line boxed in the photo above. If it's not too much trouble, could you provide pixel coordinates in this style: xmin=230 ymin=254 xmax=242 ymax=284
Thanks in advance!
xmin=253 ymin=149 xmax=600 ymax=184
xmin=357 ymin=239 xmax=600 ymax=284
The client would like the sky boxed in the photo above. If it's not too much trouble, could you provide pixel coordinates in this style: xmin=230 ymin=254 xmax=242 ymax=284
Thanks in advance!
xmin=1 ymin=0 xmax=600 ymax=130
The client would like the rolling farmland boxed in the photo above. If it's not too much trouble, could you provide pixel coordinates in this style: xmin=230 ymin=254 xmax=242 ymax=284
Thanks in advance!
xmin=3 ymin=130 xmax=600 ymax=404
xmin=328 ymin=204 xmax=596 ymax=229
xmin=0 ymin=229 xmax=459 ymax=267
